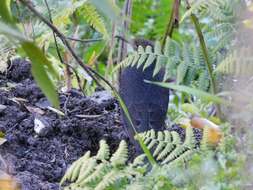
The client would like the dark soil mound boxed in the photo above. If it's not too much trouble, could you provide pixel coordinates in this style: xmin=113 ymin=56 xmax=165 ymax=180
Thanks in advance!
xmin=0 ymin=59 xmax=129 ymax=190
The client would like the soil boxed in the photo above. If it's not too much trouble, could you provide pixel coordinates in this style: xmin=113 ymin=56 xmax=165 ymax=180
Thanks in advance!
xmin=0 ymin=59 xmax=130 ymax=190
xmin=0 ymin=59 xmax=202 ymax=190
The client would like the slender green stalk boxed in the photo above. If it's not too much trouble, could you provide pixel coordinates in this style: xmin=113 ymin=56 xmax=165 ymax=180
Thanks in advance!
xmin=190 ymin=14 xmax=216 ymax=94
xmin=186 ymin=0 xmax=221 ymax=116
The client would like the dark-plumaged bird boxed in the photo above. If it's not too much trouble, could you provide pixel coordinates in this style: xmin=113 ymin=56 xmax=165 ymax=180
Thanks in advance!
xmin=119 ymin=38 xmax=170 ymax=153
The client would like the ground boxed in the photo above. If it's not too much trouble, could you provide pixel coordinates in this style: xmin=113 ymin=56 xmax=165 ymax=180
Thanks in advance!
xmin=0 ymin=59 xmax=130 ymax=190
xmin=0 ymin=59 xmax=201 ymax=190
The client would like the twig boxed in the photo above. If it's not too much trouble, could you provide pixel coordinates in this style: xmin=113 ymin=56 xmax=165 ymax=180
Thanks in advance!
xmin=161 ymin=0 xmax=181 ymax=50
xmin=43 ymin=0 xmax=72 ymax=91
xmin=66 ymin=36 xmax=103 ymax=43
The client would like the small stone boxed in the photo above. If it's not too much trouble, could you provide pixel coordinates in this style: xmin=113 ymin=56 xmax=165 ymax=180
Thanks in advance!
xmin=34 ymin=116 xmax=51 ymax=137
xmin=0 ymin=104 xmax=7 ymax=112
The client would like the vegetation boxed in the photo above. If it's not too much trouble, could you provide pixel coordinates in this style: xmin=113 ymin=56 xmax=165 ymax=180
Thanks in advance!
xmin=0 ymin=0 xmax=253 ymax=189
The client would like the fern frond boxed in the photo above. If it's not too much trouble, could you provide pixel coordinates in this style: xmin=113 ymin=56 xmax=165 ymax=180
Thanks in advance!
xmin=76 ymin=158 xmax=97 ymax=184
xmin=96 ymin=140 xmax=110 ymax=160
xmin=198 ymin=70 xmax=210 ymax=91
xmin=61 ymin=140 xmax=140 ymax=190
xmin=83 ymin=3 xmax=109 ymax=39
xmin=118 ymin=38 xmax=180 ymax=81
xmin=80 ymin=163 xmax=110 ymax=185
xmin=61 ymin=128 xmax=218 ymax=189
xmin=110 ymin=140 xmax=128 ymax=166
xmin=200 ymin=126 xmax=209 ymax=151
xmin=60 ymin=151 xmax=91 ymax=184
xmin=138 ymin=127 xmax=198 ymax=166
xmin=215 ymin=47 xmax=253 ymax=77
xmin=181 ymin=0 xmax=236 ymax=22
xmin=95 ymin=170 xmax=129 ymax=190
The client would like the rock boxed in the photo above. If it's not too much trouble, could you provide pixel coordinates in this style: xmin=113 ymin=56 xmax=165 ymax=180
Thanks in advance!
xmin=34 ymin=116 xmax=52 ymax=137
xmin=0 ymin=104 xmax=7 ymax=112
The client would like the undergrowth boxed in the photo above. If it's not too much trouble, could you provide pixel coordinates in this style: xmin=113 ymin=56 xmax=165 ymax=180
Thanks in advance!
xmin=60 ymin=126 xmax=238 ymax=190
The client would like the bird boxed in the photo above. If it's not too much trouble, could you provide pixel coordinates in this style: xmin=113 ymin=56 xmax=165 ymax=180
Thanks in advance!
xmin=119 ymin=38 xmax=170 ymax=153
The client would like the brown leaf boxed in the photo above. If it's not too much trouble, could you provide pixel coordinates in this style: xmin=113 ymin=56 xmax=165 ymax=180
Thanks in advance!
xmin=24 ymin=105 xmax=45 ymax=115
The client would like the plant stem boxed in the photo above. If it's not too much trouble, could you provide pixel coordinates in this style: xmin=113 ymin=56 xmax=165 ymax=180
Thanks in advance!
xmin=43 ymin=0 xmax=72 ymax=91
xmin=66 ymin=37 xmax=103 ymax=43
xmin=185 ymin=0 xmax=221 ymax=116
xmin=190 ymin=15 xmax=216 ymax=94
xmin=161 ymin=0 xmax=180 ymax=50
xmin=20 ymin=0 xmax=104 ymax=88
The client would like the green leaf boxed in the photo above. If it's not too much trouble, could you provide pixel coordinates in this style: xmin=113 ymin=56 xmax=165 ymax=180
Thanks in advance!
xmin=21 ymin=42 xmax=59 ymax=108
xmin=84 ymin=41 xmax=106 ymax=62
xmin=82 ymin=3 xmax=109 ymax=39
xmin=181 ymin=103 xmax=200 ymax=115
xmin=0 ymin=0 xmax=14 ymax=24
xmin=90 ymin=0 xmax=120 ymax=22
xmin=145 ymin=80 xmax=226 ymax=104
xmin=0 ymin=1 xmax=59 ymax=108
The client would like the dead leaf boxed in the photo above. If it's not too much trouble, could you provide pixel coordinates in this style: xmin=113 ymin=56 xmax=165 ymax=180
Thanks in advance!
xmin=0 ymin=138 xmax=7 ymax=146
xmin=47 ymin=106 xmax=65 ymax=116
xmin=191 ymin=116 xmax=223 ymax=145
xmin=24 ymin=105 xmax=45 ymax=115
xmin=0 ymin=172 xmax=20 ymax=190
xmin=9 ymin=97 xmax=28 ymax=105
xmin=75 ymin=114 xmax=101 ymax=119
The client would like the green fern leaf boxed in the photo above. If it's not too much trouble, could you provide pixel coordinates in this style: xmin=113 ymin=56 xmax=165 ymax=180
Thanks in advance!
xmin=83 ymin=3 xmax=109 ymax=39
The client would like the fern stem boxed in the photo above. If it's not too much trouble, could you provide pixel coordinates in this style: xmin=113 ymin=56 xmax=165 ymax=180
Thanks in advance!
xmin=186 ymin=1 xmax=222 ymax=116
xmin=161 ymin=0 xmax=180 ymax=50
xmin=190 ymin=14 xmax=216 ymax=94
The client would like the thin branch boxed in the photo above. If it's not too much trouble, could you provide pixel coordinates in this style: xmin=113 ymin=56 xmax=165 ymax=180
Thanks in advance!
xmin=66 ymin=37 xmax=103 ymax=43
xmin=161 ymin=0 xmax=181 ymax=50
xmin=43 ymin=0 xmax=72 ymax=91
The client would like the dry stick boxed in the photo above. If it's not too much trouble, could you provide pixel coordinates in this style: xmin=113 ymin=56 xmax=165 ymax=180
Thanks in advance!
xmin=161 ymin=0 xmax=181 ymax=50
xmin=19 ymin=0 xmax=112 ymax=91
xmin=185 ymin=0 xmax=221 ymax=116
xmin=43 ymin=0 xmax=72 ymax=91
